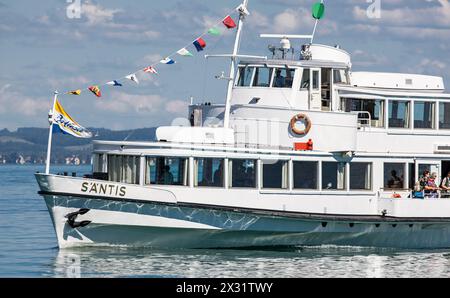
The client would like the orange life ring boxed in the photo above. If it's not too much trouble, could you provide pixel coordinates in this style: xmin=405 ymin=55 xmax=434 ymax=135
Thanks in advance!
xmin=290 ymin=114 xmax=312 ymax=136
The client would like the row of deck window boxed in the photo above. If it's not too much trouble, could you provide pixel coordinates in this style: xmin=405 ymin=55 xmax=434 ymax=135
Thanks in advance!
xmin=342 ymin=98 xmax=450 ymax=130
xmin=97 ymin=155 xmax=375 ymax=191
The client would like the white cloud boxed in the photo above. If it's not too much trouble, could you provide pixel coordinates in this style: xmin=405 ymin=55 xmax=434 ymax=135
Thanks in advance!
xmin=0 ymin=85 xmax=49 ymax=117
xmin=81 ymin=3 xmax=122 ymax=26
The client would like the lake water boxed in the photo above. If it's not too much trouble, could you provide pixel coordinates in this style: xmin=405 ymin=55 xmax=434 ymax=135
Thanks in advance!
xmin=1 ymin=165 xmax=450 ymax=278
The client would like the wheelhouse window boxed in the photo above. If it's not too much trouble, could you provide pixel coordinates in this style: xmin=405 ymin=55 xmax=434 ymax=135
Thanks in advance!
xmin=293 ymin=161 xmax=318 ymax=190
xmin=384 ymin=163 xmax=405 ymax=190
xmin=350 ymin=163 xmax=372 ymax=190
xmin=333 ymin=69 xmax=348 ymax=84
xmin=253 ymin=67 xmax=273 ymax=87
xmin=414 ymin=101 xmax=435 ymax=129
xmin=195 ymin=158 xmax=224 ymax=187
xmin=229 ymin=159 xmax=257 ymax=188
xmin=389 ymin=100 xmax=410 ymax=128
xmin=145 ymin=157 xmax=188 ymax=186
xmin=300 ymin=69 xmax=310 ymax=89
xmin=341 ymin=98 xmax=385 ymax=128
xmin=322 ymin=162 xmax=346 ymax=190
xmin=108 ymin=155 xmax=140 ymax=185
xmin=237 ymin=66 xmax=255 ymax=87
xmin=439 ymin=102 xmax=450 ymax=129
xmin=262 ymin=160 xmax=288 ymax=189
xmin=273 ymin=68 xmax=295 ymax=88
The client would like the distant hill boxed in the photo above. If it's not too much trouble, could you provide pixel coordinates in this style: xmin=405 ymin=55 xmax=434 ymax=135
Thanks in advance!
xmin=0 ymin=127 xmax=156 ymax=164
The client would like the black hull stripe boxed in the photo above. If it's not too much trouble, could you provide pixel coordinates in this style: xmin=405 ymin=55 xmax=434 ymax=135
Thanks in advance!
xmin=38 ymin=191 xmax=450 ymax=224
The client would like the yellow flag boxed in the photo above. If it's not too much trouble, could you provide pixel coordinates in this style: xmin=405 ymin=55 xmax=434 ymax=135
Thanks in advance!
xmin=67 ymin=90 xmax=82 ymax=95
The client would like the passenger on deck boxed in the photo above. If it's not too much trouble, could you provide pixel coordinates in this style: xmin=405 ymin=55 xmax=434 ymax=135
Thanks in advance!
xmin=441 ymin=171 xmax=450 ymax=198
xmin=424 ymin=172 xmax=439 ymax=198
xmin=274 ymin=69 xmax=286 ymax=88
xmin=213 ymin=163 xmax=223 ymax=187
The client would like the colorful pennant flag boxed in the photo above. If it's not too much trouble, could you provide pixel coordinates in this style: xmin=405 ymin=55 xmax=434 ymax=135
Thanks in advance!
xmin=126 ymin=73 xmax=139 ymax=84
xmin=208 ymin=27 xmax=221 ymax=36
xmin=52 ymin=100 xmax=92 ymax=138
xmin=106 ymin=80 xmax=122 ymax=87
xmin=67 ymin=90 xmax=82 ymax=95
xmin=177 ymin=48 xmax=193 ymax=57
xmin=143 ymin=66 xmax=158 ymax=74
xmin=160 ymin=57 xmax=176 ymax=65
xmin=88 ymin=86 xmax=102 ymax=98
xmin=193 ymin=38 xmax=206 ymax=52
xmin=222 ymin=15 xmax=237 ymax=29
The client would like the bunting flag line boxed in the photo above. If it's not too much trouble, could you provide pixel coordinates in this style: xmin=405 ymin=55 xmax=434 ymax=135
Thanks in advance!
xmin=88 ymin=86 xmax=102 ymax=98
xmin=177 ymin=48 xmax=193 ymax=57
xmin=61 ymin=8 xmax=241 ymax=97
xmin=52 ymin=99 xmax=92 ymax=138
xmin=67 ymin=90 xmax=82 ymax=95
xmin=143 ymin=66 xmax=158 ymax=74
xmin=207 ymin=27 xmax=221 ymax=36
xmin=222 ymin=15 xmax=237 ymax=29
xmin=126 ymin=73 xmax=139 ymax=84
xmin=106 ymin=80 xmax=122 ymax=87
xmin=193 ymin=38 xmax=206 ymax=52
xmin=160 ymin=57 xmax=176 ymax=65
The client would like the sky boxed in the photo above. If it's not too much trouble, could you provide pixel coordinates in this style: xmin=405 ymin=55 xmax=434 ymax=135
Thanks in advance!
xmin=1 ymin=0 xmax=450 ymax=130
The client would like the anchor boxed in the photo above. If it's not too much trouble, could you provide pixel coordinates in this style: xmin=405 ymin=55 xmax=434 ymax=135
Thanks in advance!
xmin=65 ymin=208 xmax=91 ymax=229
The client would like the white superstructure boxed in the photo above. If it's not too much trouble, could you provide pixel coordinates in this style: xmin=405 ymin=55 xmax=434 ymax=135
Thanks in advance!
xmin=36 ymin=1 xmax=450 ymax=249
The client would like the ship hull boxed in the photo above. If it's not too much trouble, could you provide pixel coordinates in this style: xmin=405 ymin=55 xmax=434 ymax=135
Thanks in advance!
xmin=41 ymin=193 xmax=450 ymax=249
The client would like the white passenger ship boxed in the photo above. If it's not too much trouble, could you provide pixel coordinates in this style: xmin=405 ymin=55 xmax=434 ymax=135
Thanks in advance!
xmin=36 ymin=1 xmax=450 ymax=249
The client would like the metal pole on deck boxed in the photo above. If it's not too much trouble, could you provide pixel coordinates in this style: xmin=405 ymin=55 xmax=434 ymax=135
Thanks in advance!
xmin=45 ymin=91 xmax=58 ymax=175
xmin=223 ymin=0 xmax=249 ymax=129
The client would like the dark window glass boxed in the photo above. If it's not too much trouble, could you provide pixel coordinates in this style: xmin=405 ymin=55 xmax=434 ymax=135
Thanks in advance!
xmin=237 ymin=66 xmax=254 ymax=87
xmin=230 ymin=159 xmax=257 ymax=188
xmin=389 ymin=101 xmax=410 ymax=128
xmin=273 ymin=68 xmax=295 ymax=88
xmin=195 ymin=158 xmax=224 ymax=187
xmin=342 ymin=98 xmax=385 ymax=128
xmin=146 ymin=157 xmax=188 ymax=186
xmin=322 ymin=162 xmax=346 ymax=190
xmin=262 ymin=160 xmax=288 ymax=189
xmin=253 ymin=67 xmax=273 ymax=87
xmin=350 ymin=163 xmax=372 ymax=190
xmin=300 ymin=69 xmax=310 ymax=89
xmin=293 ymin=161 xmax=318 ymax=189
xmin=414 ymin=101 xmax=435 ymax=129
xmin=384 ymin=163 xmax=405 ymax=189
xmin=439 ymin=102 xmax=450 ymax=129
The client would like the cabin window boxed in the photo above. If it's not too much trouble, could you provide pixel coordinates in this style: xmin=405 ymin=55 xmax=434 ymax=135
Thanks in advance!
xmin=389 ymin=100 xmax=410 ymax=128
xmin=253 ymin=67 xmax=273 ymax=87
xmin=229 ymin=159 xmax=257 ymax=188
xmin=333 ymin=69 xmax=348 ymax=84
xmin=108 ymin=155 xmax=140 ymax=185
xmin=439 ymin=102 xmax=450 ymax=129
xmin=341 ymin=98 xmax=385 ymax=128
xmin=273 ymin=68 xmax=295 ymax=88
xmin=145 ymin=157 xmax=188 ymax=186
xmin=293 ymin=161 xmax=318 ymax=190
xmin=312 ymin=70 xmax=320 ymax=90
xmin=350 ymin=163 xmax=372 ymax=190
xmin=300 ymin=69 xmax=310 ymax=89
xmin=262 ymin=160 xmax=288 ymax=189
xmin=237 ymin=66 xmax=255 ymax=87
xmin=194 ymin=158 xmax=224 ymax=187
xmin=384 ymin=163 xmax=405 ymax=190
xmin=322 ymin=162 xmax=346 ymax=190
xmin=414 ymin=101 xmax=435 ymax=129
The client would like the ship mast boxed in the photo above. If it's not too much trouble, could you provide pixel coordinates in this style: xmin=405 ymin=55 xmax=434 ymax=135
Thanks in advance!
xmin=223 ymin=0 xmax=249 ymax=129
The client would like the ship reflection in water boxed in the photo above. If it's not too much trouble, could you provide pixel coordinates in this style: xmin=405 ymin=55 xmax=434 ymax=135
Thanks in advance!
xmin=52 ymin=247 xmax=450 ymax=278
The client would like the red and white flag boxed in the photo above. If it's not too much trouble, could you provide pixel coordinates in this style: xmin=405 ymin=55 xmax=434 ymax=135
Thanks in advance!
xmin=143 ymin=66 xmax=158 ymax=74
